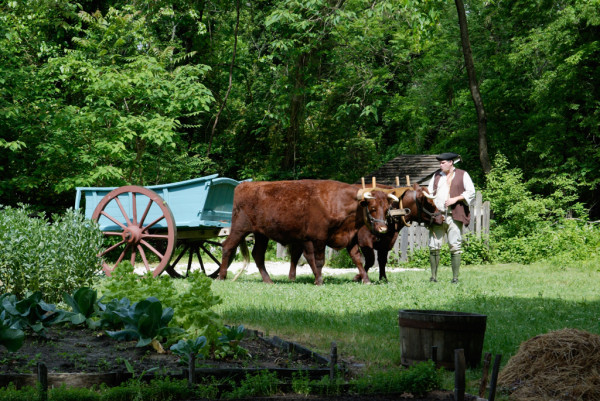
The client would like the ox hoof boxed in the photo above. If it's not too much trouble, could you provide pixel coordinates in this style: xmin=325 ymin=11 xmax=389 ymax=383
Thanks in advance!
xmin=288 ymin=275 xmax=296 ymax=282
xmin=352 ymin=274 xmax=361 ymax=282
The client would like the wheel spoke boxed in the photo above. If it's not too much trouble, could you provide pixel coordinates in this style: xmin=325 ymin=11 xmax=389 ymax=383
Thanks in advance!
xmin=100 ymin=211 xmax=128 ymax=230
xmin=104 ymin=231 xmax=125 ymax=237
xmin=114 ymin=197 xmax=132 ymax=225
xmin=140 ymin=239 xmax=165 ymax=260
xmin=139 ymin=199 xmax=153 ymax=227
xmin=131 ymin=192 xmax=138 ymax=226
xmin=142 ymin=233 xmax=170 ymax=240
xmin=113 ymin=246 xmax=128 ymax=267
xmin=130 ymin=248 xmax=137 ymax=267
xmin=99 ymin=239 xmax=127 ymax=257
xmin=142 ymin=215 xmax=165 ymax=232
xmin=137 ymin=245 xmax=151 ymax=271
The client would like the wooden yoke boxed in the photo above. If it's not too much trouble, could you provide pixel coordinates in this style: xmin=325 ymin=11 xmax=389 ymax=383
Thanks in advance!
xmin=356 ymin=176 xmax=412 ymax=200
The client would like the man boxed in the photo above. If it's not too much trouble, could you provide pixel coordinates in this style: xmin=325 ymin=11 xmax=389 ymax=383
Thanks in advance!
xmin=428 ymin=152 xmax=475 ymax=283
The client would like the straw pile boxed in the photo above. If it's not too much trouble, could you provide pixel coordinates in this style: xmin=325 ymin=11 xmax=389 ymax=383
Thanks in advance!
xmin=497 ymin=328 xmax=600 ymax=401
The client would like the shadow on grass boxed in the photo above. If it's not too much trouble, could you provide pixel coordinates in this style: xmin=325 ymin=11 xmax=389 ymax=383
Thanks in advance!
xmin=221 ymin=290 xmax=600 ymax=368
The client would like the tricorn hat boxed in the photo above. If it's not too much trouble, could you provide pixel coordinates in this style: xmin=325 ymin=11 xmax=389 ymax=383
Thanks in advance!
xmin=436 ymin=152 xmax=461 ymax=162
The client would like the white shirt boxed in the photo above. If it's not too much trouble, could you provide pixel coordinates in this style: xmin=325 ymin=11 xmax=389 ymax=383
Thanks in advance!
xmin=427 ymin=168 xmax=476 ymax=212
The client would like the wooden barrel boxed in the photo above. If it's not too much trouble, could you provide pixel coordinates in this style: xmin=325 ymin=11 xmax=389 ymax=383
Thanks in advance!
xmin=398 ymin=309 xmax=487 ymax=369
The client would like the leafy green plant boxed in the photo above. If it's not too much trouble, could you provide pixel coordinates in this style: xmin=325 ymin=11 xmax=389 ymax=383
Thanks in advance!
xmin=0 ymin=292 xmax=59 ymax=336
xmin=170 ymin=335 xmax=208 ymax=364
xmin=98 ymin=264 xmax=222 ymax=341
xmin=224 ymin=371 xmax=280 ymax=399
xmin=97 ymin=297 xmax=132 ymax=330
xmin=62 ymin=287 xmax=100 ymax=329
xmin=215 ymin=325 xmax=248 ymax=359
xmin=105 ymin=296 xmax=183 ymax=352
xmin=0 ymin=206 xmax=103 ymax=303
xmin=350 ymin=361 xmax=441 ymax=396
xmin=0 ymin=316 xmax=25 ymax=352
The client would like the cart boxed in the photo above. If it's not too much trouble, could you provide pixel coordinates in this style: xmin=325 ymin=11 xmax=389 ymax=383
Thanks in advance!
xmin=74 ymin=174 xmax=243 ymax=278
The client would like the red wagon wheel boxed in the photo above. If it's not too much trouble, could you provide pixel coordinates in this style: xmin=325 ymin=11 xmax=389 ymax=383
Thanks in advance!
xmin=91 ymin=185 xmax=177 ymax=277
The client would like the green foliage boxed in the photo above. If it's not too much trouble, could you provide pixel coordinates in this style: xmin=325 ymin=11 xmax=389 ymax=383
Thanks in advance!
xmin=326 ymin=250 xmax=356 ymax=269
xmin=62 ymin=287 xmax=101 ymax=329
xmin=224 ymin=371 xmax=280 ymax=399
xmin=483 ymin=154 xmax=599 ymax=265
xmin=0 ymin=383 xmax=38 ymax=401
xmin=0 ymin=292 xmax=59 ymax=336
xmin=0 ymin=206 xmax=103 ymax=303
xmin=405 ymin=232 xmax=492 ymax=268
xmin=351 ymin=361 xmax=442 ymax=396
xmin=170 ymin=335 xmax=208 ymax=363
xmin=105 ymin=296 xmax=183 ymax=348
xmin=0 ymin=318 xmax=25 ymax=352
xmin=97 ymin=263 xmax=222 ymax=341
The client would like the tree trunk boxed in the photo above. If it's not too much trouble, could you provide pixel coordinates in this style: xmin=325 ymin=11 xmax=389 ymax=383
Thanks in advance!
xmin=283 ymin=53 xmax=307 ymax=174
xmin=455 ymin=0 xmax=491 ymax=174
xmin=207 ymin=0 xmax=240 ymax=156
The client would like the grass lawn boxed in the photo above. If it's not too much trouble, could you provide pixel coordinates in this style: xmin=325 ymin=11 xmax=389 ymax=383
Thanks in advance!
xmin=210 ymin=262 xmax=600 ymax=375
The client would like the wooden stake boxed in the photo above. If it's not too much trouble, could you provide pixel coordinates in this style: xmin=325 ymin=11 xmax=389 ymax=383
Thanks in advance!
xmin=38 ymin=362 xmax=48 ymax=401
xmin=372 ymin=177 xmax=376 ymax=188
xmin=361 ymin=177 xmax=365 ymax=189
xmin=454 ymin=349 xmax=466 ymax=401
xmin=395 ymin=176 xmax=400 ymax=187
xmin=330 ymin=341 xmax=338 ymax=381
xmin=406 ymin=175 xmax=411 ymax=186
xmin=478 ymin=352 xmax=492 ymax=398
xmin=488 ymin=354 xmax=502 ymax=401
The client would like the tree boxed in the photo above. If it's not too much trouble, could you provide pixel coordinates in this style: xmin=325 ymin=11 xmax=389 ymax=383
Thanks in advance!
xmin=454 ymin=0 xmax=490 ymax=174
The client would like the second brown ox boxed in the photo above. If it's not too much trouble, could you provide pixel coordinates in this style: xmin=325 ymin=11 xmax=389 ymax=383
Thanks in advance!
xmin=217 ymin=179 xmax=396 ymax=285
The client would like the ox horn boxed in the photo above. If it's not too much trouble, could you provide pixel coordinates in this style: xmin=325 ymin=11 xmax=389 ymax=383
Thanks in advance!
xmin=423 ymin=191 xmax=435 ymax=199
xmin=363 ymin=191 xmax=375 ymax=199
xmin=388 ymin=193 xmax=399 ymax=202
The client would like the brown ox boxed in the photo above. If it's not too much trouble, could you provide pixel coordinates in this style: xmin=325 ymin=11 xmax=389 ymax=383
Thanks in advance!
xmin=217 ymin=180 xmax=396 ymax=285
xmin=288 ymin=183 xmax=442 ymax=282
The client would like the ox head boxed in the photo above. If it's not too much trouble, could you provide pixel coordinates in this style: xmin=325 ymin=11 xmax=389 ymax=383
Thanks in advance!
xmin=392 ymin=184 xmax=443 ymax=226
xmin=356 ymin=189 xmax=399 ymax=234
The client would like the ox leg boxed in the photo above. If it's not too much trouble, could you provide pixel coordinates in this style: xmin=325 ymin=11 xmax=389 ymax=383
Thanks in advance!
xmin=218 ymin=232 xmax=244 ymax=280
xmin=300 ymin=242 xmax=323 ymax=285
xmin=377 ymin=249 xmax=389 ymax=282
xmin=311 ymin=243 xmax=326 ymax=286
xmin=355 ymin=246 xmax=375 ymax=282
xmin=288 ymin=242 xmax=304 ymax=281
xmin=347 ymin=244 xmax=371 ymax=284
xmin=252 ymin=234 xmax=273 ymax=284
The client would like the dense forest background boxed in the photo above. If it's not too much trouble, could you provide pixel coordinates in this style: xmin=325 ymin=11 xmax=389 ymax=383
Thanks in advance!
xmin=1 ymin=0 xmax=599 ymax=217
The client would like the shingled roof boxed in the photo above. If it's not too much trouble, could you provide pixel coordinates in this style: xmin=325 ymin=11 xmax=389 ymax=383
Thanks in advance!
xmin=358 ymin=154 xmax=440 ymax=187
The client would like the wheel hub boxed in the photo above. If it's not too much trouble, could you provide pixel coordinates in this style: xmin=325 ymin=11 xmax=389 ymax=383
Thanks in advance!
xmin=122 ymin=225 xmax=143 ymax=245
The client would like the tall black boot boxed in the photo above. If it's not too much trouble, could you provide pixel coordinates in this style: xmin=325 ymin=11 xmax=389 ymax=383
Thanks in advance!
xmin=451 ymin=253 xmax=461 ymax=283
xmin=429 ymin=250 xmax=440 ymax=282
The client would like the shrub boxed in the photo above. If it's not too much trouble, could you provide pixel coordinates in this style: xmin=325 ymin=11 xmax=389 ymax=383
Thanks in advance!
xmin=0 ymin=205 xmax=103 ymax=303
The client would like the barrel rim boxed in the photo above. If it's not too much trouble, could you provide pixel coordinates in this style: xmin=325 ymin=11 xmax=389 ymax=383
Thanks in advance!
xmin=398 ymin=309 xmax=487 ymax=318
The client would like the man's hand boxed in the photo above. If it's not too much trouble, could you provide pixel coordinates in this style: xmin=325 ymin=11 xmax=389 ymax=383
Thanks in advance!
xmin=445 ymin=196 xmax=462 ymax=208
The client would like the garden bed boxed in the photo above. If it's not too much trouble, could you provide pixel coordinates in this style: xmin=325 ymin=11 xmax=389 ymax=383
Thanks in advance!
xmin=0 ymin=325 xmax=332 ymax=388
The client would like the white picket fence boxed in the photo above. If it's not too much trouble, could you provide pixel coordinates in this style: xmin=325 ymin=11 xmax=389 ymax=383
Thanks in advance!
xmin=276 ymin=191 xmax=490 ymax=264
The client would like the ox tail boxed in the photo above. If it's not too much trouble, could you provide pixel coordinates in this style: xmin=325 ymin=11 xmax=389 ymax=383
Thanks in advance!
xmin=232 ymin=238 xmax=251 ymax=282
